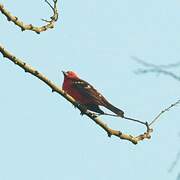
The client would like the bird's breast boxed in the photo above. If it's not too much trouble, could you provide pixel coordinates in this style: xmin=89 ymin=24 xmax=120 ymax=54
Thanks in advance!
xmin=62 ymin=80 xmax=90 ymax=104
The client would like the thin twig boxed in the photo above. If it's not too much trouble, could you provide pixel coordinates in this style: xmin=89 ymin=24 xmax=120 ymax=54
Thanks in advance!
xmin=0 ymin=1 xmax=58 ymax=34
xmin=123 ymin=116 xmax=147 ymax=126
xmin=100 ymin=113 xmax=148 ymax=126
xmin=149 ymin=99 xmax=180 ymax=126
xmin=45 ymin=0 xmax=54 ymax=10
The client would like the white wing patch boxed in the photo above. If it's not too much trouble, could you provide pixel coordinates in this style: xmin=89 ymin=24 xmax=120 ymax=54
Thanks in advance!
xmin=84 ymin=85 xmax=91 ymax=89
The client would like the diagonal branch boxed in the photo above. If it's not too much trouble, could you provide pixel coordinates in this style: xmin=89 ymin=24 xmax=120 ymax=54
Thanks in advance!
xmin=0 ymin=43 xmax=153 ymax=145
xmin=149 ymin=99 xmax=180 ymax=126
xmin=168 ymin=151 xmax=180 ymax=173
xmin=0 ymin=0 xmax=58 ymax=34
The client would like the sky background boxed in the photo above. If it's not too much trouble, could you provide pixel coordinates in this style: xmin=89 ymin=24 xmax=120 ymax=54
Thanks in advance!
xmin=0 ymin=0 xmax=180 ymax=179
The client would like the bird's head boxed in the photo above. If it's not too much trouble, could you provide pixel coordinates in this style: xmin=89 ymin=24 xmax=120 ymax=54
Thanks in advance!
xmin=62 ymin=71 xmax=79 ymax=79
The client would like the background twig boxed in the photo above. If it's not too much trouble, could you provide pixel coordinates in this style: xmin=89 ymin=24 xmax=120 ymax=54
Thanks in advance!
xmin=132 ymin=56 xmax=180 ymax=81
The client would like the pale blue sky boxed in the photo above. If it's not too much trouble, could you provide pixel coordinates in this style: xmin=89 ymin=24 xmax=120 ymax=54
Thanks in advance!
xmin=0 ymin=0 xmax=180 ymax=180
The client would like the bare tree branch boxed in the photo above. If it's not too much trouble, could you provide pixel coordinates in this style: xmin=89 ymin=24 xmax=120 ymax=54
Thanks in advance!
xmin=0 ymin=43 xmax=154 ymax=145
xmin=1 ymin=47 xmax=179 ymax=144
xmin=133 ymin=57 xmax=180 ymax=176
xmin=132 ymin=56 xmax=180 ymax=81
xmin=177 ymin=173 xmax=180 ymax=180
xmin=136 ymin=69 xmax=180 ymax=81
xmin=169 ymin=151 xmax=180 ymax=173
xmin=132 ymin=56 xmax=180 ymax=69
xmin=0 ymin=0 xmax=58 ymax=34
xmin=149 ymin=99 xmax=180 ymax=126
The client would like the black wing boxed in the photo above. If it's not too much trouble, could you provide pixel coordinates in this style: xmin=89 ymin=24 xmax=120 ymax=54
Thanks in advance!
xmin=73 ymin=78 xmax=124 ymax=116
xmin=72 ymin=78 xmax=108 ymax=106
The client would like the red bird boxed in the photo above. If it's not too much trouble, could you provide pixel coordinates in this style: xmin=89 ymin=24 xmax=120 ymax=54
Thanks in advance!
xmin=62 ymin=71 xmax=124 ymax=117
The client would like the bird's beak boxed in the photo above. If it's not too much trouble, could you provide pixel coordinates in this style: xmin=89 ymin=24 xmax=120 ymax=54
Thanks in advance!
xmin=62 ymin=70 xmax=67 ymax=77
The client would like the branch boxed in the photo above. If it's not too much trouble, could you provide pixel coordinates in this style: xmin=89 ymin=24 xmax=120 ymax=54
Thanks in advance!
xmin=132 ymin=56 xmax=180 ymax=81
xmin=0 ymin=43 xmax=153 ymax=145
xmin=168 ymin=151 xmax=180 ymax=173
xmin=149 ymin=99 xmax=180 ymax=126
xmin=132 ymin=56 xmax=180 ymax=69
xmin=0 ymin=0 xmax=58 ymax=34
xmin=177 ymin=173 xmax=180 ymax=180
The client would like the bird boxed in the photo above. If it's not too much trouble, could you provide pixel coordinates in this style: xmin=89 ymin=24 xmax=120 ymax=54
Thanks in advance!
xmin=62 ymin=71 xmax=124 ymax=117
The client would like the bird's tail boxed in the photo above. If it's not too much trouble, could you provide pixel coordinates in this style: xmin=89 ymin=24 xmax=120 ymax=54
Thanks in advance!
xmin=105 ymin=102 xmax=124 ymax=117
